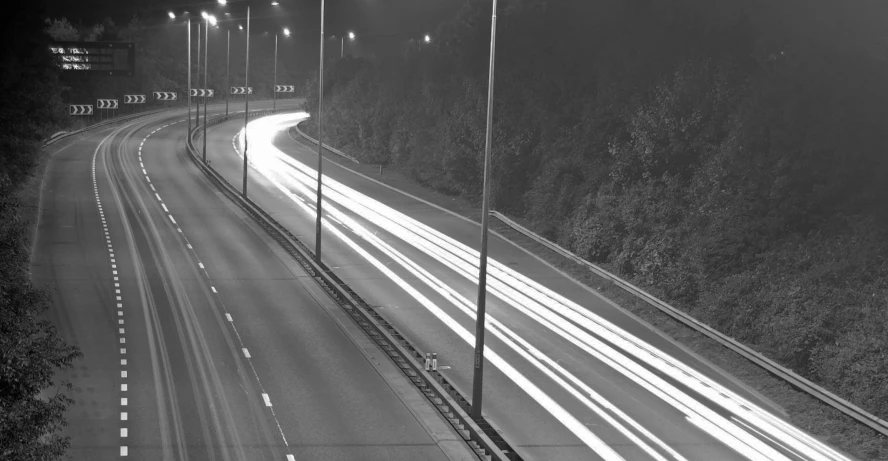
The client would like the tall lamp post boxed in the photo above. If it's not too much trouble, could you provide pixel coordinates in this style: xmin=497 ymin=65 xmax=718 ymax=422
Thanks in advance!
xmin=242 ymin=5 xmax=251 ymax=198
xmin=471 ymin=0 xmax=498 ymax=421
xmin=315 ymin=0 xmax=326 ymax=262
xmin=201 ymin=13 xmax=216 ymax=164
xmin=273 ymin=28 xmax=289 ymax=111
xmin=195 ymin=20 xmax=201 ymax=129
xmin=340 ymin=31 xmax=354 ymax=58
xmin=225 ymin=28 xmax=230 ymax=117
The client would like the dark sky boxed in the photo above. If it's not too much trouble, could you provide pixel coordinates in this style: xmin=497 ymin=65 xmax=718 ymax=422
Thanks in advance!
xmin=41 ymin=0 xmax=464 ymax=41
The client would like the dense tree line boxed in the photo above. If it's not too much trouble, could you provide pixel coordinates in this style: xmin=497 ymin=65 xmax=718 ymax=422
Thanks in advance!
xmin=303 ymin=0 xmax=888 ymax=425
xmin=1 ymin=3 xmax=81 ymax=459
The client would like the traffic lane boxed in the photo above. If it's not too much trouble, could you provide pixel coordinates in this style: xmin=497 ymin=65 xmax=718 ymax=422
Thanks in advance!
xmin=200 ymin=118 xmax=615 ymax=460
xmin=272 ymin=126 xmax=778 ymax=414
xmin=255 ymin=138 xmax=749 ymax=461
xmin=143 ymin=118 xmax=468 ymax=460
xmin=103 ymin=115 xmax=285 ymax=460
xmin=33 ymin=125 xmax=128 ymax=460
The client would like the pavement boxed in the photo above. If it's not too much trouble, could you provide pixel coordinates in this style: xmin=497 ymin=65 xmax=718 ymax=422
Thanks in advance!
xmin=32 ymin=101 xmax=480 ymax=461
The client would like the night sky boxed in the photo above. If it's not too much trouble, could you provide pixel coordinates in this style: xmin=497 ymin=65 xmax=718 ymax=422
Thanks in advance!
xmin=40 ymin=0 xmax=464 ymax=42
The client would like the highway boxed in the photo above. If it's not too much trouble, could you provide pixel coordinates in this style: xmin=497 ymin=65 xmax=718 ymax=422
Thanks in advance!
xmin=196 ymin=111 xmax=854 ymax=461
xmin=32 ymin=102 xmax=479 ymax=461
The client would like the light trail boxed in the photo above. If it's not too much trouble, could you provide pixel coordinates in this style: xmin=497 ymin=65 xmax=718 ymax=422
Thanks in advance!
xmin=235 ymin=113 xmax=851 ymax=461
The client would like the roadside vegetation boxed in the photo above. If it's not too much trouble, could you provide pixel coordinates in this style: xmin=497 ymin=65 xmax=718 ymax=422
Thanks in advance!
xmin=0 ymin=3 xmax=81 ymax=460
xmin=302 ymin=0 xmax=888 ymax=457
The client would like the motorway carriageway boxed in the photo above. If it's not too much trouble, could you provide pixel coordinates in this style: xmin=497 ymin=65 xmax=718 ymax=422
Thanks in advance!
xmin=196 ymin=111 xmax=854 ymax=461
xmin=34 ymin=102 xmax=480 ymax=461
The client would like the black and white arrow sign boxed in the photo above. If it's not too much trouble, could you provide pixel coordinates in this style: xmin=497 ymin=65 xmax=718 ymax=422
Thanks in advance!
xmin=153 ymin=91 xmax=178 ymax=101
xmin=230 ymin=87 xmax=253 ymax=95
xmin=124 ymin=94 xmax=146 ymax=104
xmin=97 ymin=99 xmax=119 ymax=109
xmin=69 ymin=105 xmax=94 ymax=116
xmin=274 ymin=85 xmax=295 ymax=93
xmin=189 ymin=89 xmax=215 ymax=97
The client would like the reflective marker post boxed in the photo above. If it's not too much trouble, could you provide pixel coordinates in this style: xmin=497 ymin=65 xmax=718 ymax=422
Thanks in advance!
xmin=471 ymin=0 xmax=498 ymax=421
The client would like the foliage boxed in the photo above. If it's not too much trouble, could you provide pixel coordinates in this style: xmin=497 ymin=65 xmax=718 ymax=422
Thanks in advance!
xmin=1 ymin=2 xmax=81 ymax=459
xmin=304 ymin=0 xmax=888 ymax=428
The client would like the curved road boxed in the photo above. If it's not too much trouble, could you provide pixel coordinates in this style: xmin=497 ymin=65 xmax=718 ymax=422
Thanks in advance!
xmin=33 ymin=102 xmax=478 ymax=461
xmin=196 ymin=112 xmax=853 ymax=461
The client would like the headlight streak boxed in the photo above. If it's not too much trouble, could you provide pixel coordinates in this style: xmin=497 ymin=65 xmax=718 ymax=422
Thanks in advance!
xmin=267 ymin=149 xmax=784 ymax=461
xmin=240 ymin=114 xmax=848 ymax=461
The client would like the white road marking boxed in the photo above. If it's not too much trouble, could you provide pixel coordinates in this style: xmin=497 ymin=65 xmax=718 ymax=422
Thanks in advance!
xmin=211 ymin=286 xmax=217 ymax=293
xmin=262 ymin=393 xmax=272 ymax=407
xmin=121 ymin=428 xmax=128 ymax=437
xmin=242 ymin=348 xmax=251 ymax=358
xmin=162 ymin=203 xmax=168 ymax=212
xmin=225 ymin=313 xmax=233 ymax=322
xmin=120 ymin=446 xmax=128 ymax=456
xmin=198 ymin=262 xmax=204 ymax=269
xmin=169 ymin=215 xmax=176 ymax=224
xmin=121 ymin=412 xmax=127 ymax=421
xmin=121 ymin=398 xmax=128 ymax=406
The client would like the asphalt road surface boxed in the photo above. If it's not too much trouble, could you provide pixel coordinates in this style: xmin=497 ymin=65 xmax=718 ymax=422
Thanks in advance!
xmin=194 ymin=111 xmax=853 ymax=461
xmin=33 ymin=101 xmax=479 ymax=461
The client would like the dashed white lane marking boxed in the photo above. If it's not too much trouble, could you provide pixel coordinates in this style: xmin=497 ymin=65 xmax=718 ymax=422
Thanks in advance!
xmin=92 ymin=134 xmax=128 ymax=458
xmin=138 ymin=117 xmax=295 ymax=459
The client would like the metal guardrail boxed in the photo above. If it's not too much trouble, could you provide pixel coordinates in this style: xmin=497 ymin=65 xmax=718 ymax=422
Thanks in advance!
xmin=185 ymin=111 xmax=515 ymax=461
xmin=292 ymin=121 xmax=360 ymax=164
xmin=489 ymin=210 xmax=888 ymax=438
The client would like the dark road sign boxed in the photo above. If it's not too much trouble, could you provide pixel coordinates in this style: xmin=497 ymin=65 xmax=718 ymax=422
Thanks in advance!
xmin=49 ymin=41 xmax=135 ymax=76
xmin=69 ymin=105 xmax=94 ymax=116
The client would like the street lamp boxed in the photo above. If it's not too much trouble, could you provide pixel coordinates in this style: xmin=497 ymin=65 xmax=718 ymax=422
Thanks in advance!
xmin=341 ymin=31 xmax=355 ymax=58
xmin=315 ymin=0 xmax=326 ymax=262
xmin=273 ymin=27 xmax=289 ymax=111
xmin=424 ymin=34 xmax=431 ymax=43
xmin=202 ymin=14 xmax=215 ymax=163
xmin=243 ymin=4 xmax=251 ymax=198
xmin=471 ymin=0 xmax=498 ymax=421
xmin=168 ymin=11 xmax=176 ymax=19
